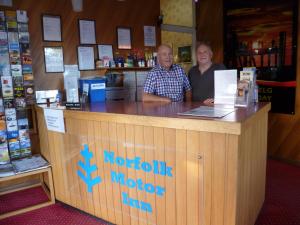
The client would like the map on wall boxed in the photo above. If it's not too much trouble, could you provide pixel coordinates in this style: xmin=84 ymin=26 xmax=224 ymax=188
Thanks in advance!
xmin=224 ymin=0 xmax=298 ymax=114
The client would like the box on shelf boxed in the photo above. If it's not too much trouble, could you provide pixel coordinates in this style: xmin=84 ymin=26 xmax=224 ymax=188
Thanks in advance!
xmin=79 ymin=76 xmax=106 ymax=102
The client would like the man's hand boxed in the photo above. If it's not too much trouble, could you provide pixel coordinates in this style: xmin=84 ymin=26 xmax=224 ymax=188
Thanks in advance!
xmin=142 ymin=93 xmax=171 ymax=103
xmin=185 ymin=90 xmax=192 ymax=102
xmin=203 ymin=98 xmax=214 ymax=106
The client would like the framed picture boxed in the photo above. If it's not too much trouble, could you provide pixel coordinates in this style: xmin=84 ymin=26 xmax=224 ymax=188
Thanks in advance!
xmin=117 ymin=27 xmax=132 ymax=49
xmin=79 ymin=19 xmax=96 ymax=44
xmin=42 ymin=15 xmax=62 ymax=42
xmin=44 ymin=47 xmax=64 ymax=73
xmin=97 ymin=44 xmax=113 ymax=60
xmin=77 ymin=46 xmax=95 ymax=70
xmin=178 ymin=46 xmax=192 ymax=63
xmin=144 ymin=26 xmax=156 ymax=47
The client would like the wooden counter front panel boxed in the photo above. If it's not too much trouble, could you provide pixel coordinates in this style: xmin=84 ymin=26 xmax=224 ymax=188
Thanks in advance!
xmin=37 ymin=111 xmax=247 ymax=225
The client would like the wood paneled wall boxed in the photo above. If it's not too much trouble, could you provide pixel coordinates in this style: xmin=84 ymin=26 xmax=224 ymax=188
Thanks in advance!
xmin=196 ymin=0 xmax=224 ymax=64
xmin=196 ymin=0 xmax=300 ymax=164
xmin=1 ymin=0 xmax=160 ymax=91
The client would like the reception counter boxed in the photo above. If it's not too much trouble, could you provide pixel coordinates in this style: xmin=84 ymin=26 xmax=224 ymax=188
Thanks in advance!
xmin=36 ymin=102 xmax=270 ymax=225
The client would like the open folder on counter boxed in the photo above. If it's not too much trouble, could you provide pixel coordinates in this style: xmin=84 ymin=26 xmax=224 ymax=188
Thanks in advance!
xmin=178 ymin=106 xmax=235 ymax=118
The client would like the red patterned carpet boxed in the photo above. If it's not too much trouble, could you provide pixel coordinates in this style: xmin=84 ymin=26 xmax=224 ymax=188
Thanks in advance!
xmin=255 ymin=159 xmax=300 ymax=225
xmin=1 ymin=159 xmax=300 ymax=225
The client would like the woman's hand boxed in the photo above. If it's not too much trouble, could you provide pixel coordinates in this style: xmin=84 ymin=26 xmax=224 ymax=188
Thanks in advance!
xmin=203 ymin=98 xmax=214 ymax=106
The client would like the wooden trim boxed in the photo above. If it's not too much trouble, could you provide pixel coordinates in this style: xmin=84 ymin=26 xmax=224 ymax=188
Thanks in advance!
xmin=0 ymin=167 xmax=50 ymax=182
xmin=0 ymin=183 xmax=41 ymax=196
xmin=64 ymin=111 xmax=242 ymax=135
xmin=0 ymin=167 xmax=55 ymax=219
xmin=0 ymin=202 xmax=54 ymax=220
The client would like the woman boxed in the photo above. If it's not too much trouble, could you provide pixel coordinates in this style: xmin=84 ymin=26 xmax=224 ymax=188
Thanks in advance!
xmin=188 ymin=42 xmax=226 ymax=105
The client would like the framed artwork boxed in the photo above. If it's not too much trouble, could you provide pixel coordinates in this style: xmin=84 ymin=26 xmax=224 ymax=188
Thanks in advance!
xmin=178 ymin=46 xmax=192 ymax=63
xmin=79 ymin=19 xmax=96 ymax=44
xmin=117 ymin=27 xmax=132 ymax=49
xmin=42 ymin=14 xmax=62 ymax=42
xmin=44 ymin=46 xmax=64 ymax=73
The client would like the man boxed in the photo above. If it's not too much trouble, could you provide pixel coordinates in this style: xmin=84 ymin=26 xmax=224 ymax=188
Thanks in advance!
xmin=188 ymin=41 xmax=226 ymax=105
xmin=142 ymin=44 xmax=191 ymax=103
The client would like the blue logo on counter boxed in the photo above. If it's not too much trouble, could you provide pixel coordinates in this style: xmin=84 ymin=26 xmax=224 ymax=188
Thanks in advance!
xmin=77 ymin=144 xmax=173 ymax=213
xmin=77 ymin=144 xmax=102 ymax=192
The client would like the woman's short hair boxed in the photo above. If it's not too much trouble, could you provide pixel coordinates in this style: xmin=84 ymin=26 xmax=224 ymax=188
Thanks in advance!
xmin=196 ymin=41 xmax=213 ymax=52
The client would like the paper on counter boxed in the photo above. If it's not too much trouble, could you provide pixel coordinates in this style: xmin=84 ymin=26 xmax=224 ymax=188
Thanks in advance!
xmin=44 ymin=108 xmax=65 ymax=133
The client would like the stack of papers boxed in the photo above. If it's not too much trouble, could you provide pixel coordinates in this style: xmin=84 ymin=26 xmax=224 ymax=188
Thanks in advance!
xmin=0 ymin=163 xmax=15 ymax=177
xmin=11 ymin=154 xmax=50 ymax=174
xmin=178 ymin=106 xmax=235 ymax=118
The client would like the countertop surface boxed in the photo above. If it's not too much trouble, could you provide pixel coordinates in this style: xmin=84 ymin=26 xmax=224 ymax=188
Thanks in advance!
xmin=63 ymin=101 xmax=271 ymax=123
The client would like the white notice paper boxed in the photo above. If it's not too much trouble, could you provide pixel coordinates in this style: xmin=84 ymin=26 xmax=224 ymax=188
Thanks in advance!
xmin=117 ymin=28 xmax=131 ymax=49
xmin=98 ymin=45 xmax=113 ymax=60
xmin=78 ymin=46 xmax=95 ymax=70
xmin=44 ymin=108 xmax=65 ymax=133
xmin=64 ymin=65 xmax=80 ymax=102
xmin=214 ymin=70 xmax=237 ymax=106
xmin=42 ymin=16 xmax=62 ymax=41
xmin=144 ymin=26 xmax=156 ymax=47
xmin=79 ymin=20 xmax=96 ymax=44
xmin=44 ymin=47 xmax=64 ymax=72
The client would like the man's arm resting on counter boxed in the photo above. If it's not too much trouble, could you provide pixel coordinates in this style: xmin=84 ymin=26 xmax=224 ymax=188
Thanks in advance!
xmin=142 ymin=92 xmax=171 ymax=103
xmin=185 ymin=90 xmax=192 ymax=102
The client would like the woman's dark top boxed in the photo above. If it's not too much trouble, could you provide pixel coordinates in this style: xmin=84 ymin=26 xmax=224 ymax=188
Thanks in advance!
xmin=188 ymin=63 xmax=226 ymax=102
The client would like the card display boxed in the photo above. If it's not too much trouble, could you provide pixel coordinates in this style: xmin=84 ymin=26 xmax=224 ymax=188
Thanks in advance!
xmin=5 ymin=11 xmax=16 ymax=21
xmin=0 ymin=145 xmax=9 ymax=164
xmin=3 ymin=99 xmax=14 ymax=108
xmin=6 ymin=130 xmax=18 ymax=139
xmin=1 ymin=76 xmax=13 ymax=98
xmin=11 ymin=64 xmax=22 ymax=76
xmin=17 ymin=118 xmax=28 ymax=130
xmin=18 ymin=23 xmax=28 ymax=32
xmin=7 ymin=21 xmax=17 ymax=32
xmin=20 ymin=43 xmax=30 ymax=55
xmin=18 ymin=32 xmax=29 ymax=43
xmin=14 ymin=87 xmax=25 ymax=98
xmin=8 ymin=32 xmax=18 ymax=43
xmin=15 ymin=97 xmax=26 ymax=108
xmin=21 ymin=54 xmax=31 ymax=65
xmin=5 ymin=108 xmax=16 ymax=121
xmin=7 ymin=120 xmax=18 ymax=131
xmin=0 ymin=31 xmax=7 ymax=45
xmin=0 ymin=10 xmax=33 ymax=161
xmin=0 ymin=11 xmax=5 ymax=21
xmin=22 ymin=64 xmax=32 ymax=73
xmin=16 ymin=10 xmax=28 ymax=23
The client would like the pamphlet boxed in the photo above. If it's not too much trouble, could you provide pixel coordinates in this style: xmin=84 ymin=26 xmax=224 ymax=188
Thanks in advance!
xmin=12 ymin=154 xmax=49 ymax=174
xmin=0 ymin=163 xmax=15 ymax=177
